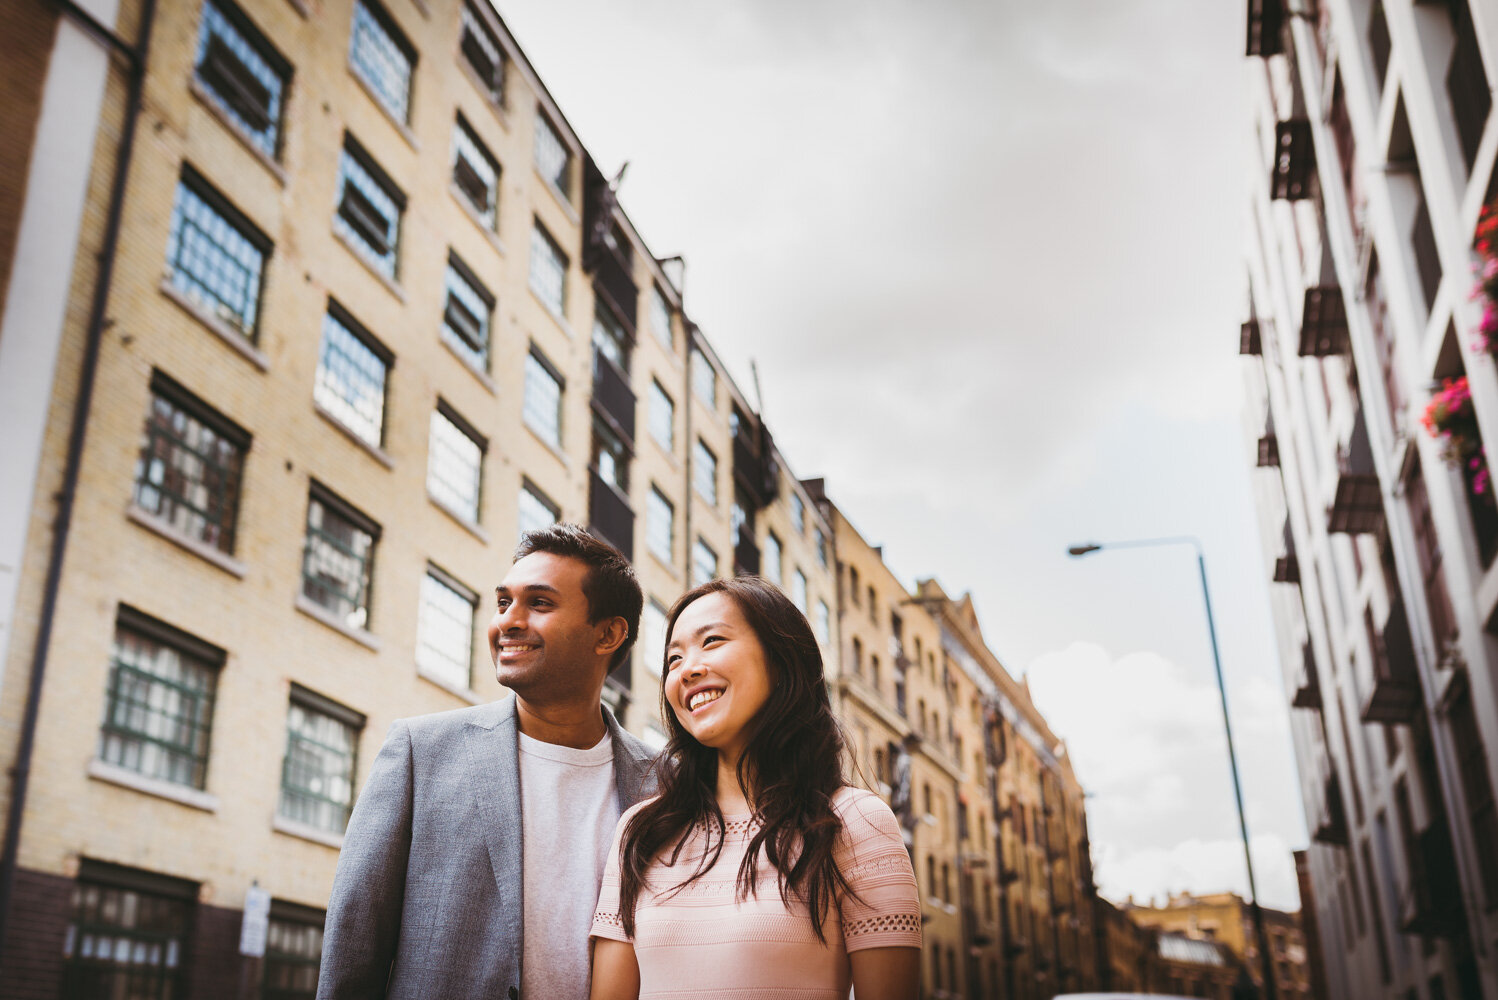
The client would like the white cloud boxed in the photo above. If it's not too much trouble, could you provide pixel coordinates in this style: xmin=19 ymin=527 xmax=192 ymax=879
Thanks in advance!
xmin=1095 ymin=833 xmax=1302 ymax=912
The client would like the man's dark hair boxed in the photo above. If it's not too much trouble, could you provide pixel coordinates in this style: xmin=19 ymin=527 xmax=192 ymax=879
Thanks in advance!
xmin=514 ymin=523 xmax=642 ymax=671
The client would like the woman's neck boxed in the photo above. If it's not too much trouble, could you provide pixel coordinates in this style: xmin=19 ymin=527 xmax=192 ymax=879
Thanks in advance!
xmin=714 ymin=751 xmax=752 ymax=815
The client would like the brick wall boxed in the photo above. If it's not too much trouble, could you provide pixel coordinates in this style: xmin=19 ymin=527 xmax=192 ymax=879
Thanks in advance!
xmin=0 ymin=868 xmax=71 ymax=1000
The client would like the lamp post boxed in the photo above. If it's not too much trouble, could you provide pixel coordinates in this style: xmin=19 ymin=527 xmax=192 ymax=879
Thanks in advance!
xmin=1067 ymin=536 xmax=1278 ymax=1000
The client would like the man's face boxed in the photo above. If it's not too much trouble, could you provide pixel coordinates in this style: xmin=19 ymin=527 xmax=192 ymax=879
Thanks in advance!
xmin=487 ymin=552 xmax=607 ymax=701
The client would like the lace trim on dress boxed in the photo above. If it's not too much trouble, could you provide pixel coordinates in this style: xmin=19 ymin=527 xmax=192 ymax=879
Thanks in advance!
xmin=843 ymin=912 xmax=922 ymax=938
xmin=593 ymin=910 xmax=624 ymax=928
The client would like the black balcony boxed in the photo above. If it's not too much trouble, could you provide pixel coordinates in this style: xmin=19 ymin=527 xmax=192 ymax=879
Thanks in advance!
xmin=1299 ymin=286 xmax=1349 ymax=356
xmin=1257 ymin=435 xmax=1279 ymax=467
xmin=1448 ymin=0 xmax=1490 ymax=173
xmin=1247 ymin=0 xmax=1284 ymax=56
xmin=1329 ymin=418 xmax=1383 ymax=534
xmin=732 ymin=421 xmax=780 ymax=508
xmin=581 ymin=158 xmax=639 ymax=328
xmin=1240 ymin=319 xmax=1262 ymax=355
xmin=1361 ymin=597 xmax=1422 ymax=724
xmin=734 ymin=526 xmax=760 ymax=576
xmin=588 ymin=468 xmax=634 ymax=560
xmin=1312 ymin=772 xmax=1349 ymax=847
xmin=1271 ymin=120 xmax=1315 ymax=200
xmin=1399 ymin=813 xmax=1467 ymax=938
xmin=593 ymin=255 xmax=638 ymax=334
xmin=1291 ymin=644 xmax=1322 ymax=710
xmin=591 ymin=351 xmax=636 ymax=445
xmin=1273 ymin=555 xmax=1300 ymax=584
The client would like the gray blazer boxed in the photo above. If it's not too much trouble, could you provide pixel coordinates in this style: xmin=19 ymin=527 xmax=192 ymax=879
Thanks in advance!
xmin=316 ymin=695 xmax=657 ymax=1000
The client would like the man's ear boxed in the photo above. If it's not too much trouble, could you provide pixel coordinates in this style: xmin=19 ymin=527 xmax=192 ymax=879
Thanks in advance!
xmin=595 ymin=616 xmax=629 ymax=658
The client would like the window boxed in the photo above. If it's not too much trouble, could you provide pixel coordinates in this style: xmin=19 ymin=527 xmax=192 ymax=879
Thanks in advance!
xmin=348 ymin=0 xmax=413 ymax=122
xmin=427 ymin=402 xmax=485 ymax=522
xmin=534 ymin=109 xmax=572 ymax=200
xmin=334 ymin=138 xmax=404 ymax=278
xmin=764 ymin=532 xmax=782 ymax=585
xmin=648 ymin=379 xmax=674 ymax=451
xmin=314 ymin=302 xmax=391 ymax=447
xmin=442 ymin=253 xmax=494 ymax=371
xmin=278 ymin=685 xmax=364 ymax=835
xmin=459 ymin=1 xmax=504 ymax=103
xmin=451 ymin=115 xmax=500 ymax=228
xmin=792 ymin=568 xmax=808 ymax=612
xmin=517 ymin=479 xmax=559 ymax=539
xmin=416 ymin=566 xmax=477 ymax=691
xmin=649 ymin=285 xmax=673 ymax=351
xmin=263 ymin=902 xmax=325 ymax=1000
xmin=851 ymin=637 xmax=863 ymax=675
xmin=528 ymin=220 xmax=568 ymax=317
xmin=867 ymin=586 xmax=877 ymax=623
xmin=132 ymin=370 xmax=250 ymax=554
xmin=523 ymin=347 xmax=564 ymax=448
xmin=693 ymin=438 xmax=718 ymax=506
xmin=165 ymin=168 xmax=269 ymax=338
xmin=62 ymin=861 xmax=194 ymax=999
xmin=194 ymin=0 xmax=289 ymax=157
xmin=691 ymin=346 xmax=716 ymax=407
xmin=301 ymin=483 xmax=380 ymax=631
xmin=639 ymin=599 xmax=668 ymax=673
xmin=99 ymin=607 xmax=222 ymax=790
xmin=648 ymin=486 xmax=674 ymax=563
xmin=592 ymin=418 xmax=629 ymax=493
xmin=693 ymin=537 xmax=718 ymax=586
xmin=816 ymin=600 xmax=830 ymax=645
xmin=849 ymin=566 xmax=860 ymax=604
xmin=592 ymin=303 xmax=629 ymax=373
xmin=814 ymin=526 xmax=829 ymax=569
xmin=790 ymin=493 xmax=805 ymax=534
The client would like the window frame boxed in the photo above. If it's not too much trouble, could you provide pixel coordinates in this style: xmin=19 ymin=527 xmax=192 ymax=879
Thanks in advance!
xmin=451 ymin=113 xmax=500 ymax=228
xmin=263 ymin=899 xmax=326 ymax=1000
xmin=166 ymin=165 xmax=272 ymax=340
xmin=278 ymin=683 xmax=365 ymax=835
xmin=441 ymin=250 xmax=495 ymax=371
xmin=647 ymin=485 xmax=675 ymax=564
xmin=427 ymin=399 xmax=487 ymax=523
xmin=458 ymin=1 xmax=505 ymax=104
xmin=693 ymin=437 xmax=718 ymax=506
xmin=517 ymin=477 xmax=561 ymax=539
xmin=314 ymin=299 xmax=393 ymax=448
xmin=693 ymin=536 xmax=718 ymax=587
xmin=523 ymin=344 xmax=565 ymax=448
xmin=194 ymin=0 xmax=291 ymax=159
xmin=64 ymin=860 xmax=196 ymax=1000
xmin=334 ymin=136 xmax=406 ymax=279
xmin=347 ymin=0 xmax=415 ymax=123
xmin=649 ymin=284 xmax=674 ymax=351
xmin=416 ymin=563 xmax=479 ymax=692
xmin=300 ymin=480 xmax=382 ymax=631
xmin=691 ymin=345 xmax=717 ymax=408
xmin=648 ymin=379 xmax=675 ymax=452
xmin=528 ymin=217 xmax=569 ymax=318
xmin=533 ymin=108 xmax=574 ymax=203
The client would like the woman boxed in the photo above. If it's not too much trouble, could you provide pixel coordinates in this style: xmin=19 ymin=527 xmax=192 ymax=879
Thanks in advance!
xmin=589 ymin=577 xmax=921 ymax=1000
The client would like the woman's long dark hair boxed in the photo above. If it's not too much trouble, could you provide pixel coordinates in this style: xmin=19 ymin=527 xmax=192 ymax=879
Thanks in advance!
xmin=617 ymin=576 xmax=852 ymax=942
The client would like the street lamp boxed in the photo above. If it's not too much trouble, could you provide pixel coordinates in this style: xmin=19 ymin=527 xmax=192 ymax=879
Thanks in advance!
xmin=1068 ymin=536 xmax=1278 ymax=1000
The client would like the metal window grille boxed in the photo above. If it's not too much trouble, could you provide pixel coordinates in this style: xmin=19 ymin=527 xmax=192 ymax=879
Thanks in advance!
xmin=195 ymin=0 xmax=285 ymax=155
xmin=62 ymin=877 xmax=191 ymax=999
xmin=165 ymin=177 xmax=266 ymax=337
xmin=793 ymin=569 xmax=808 ymax=612
xmin=692 ymin=537 xmax=717 ymax=586
xmin=650 ymin=286 xmax=673 ymax=350
xmin=649 ymin=380 xmax=674 ymax=451
xmin=517 ymin=480 xmax=559 ymax=540
xmin=442 ymin=256 xmax=493 ymax=370
xmin=460 ymin=3 xmax=503 ymax=100
xmin=693 ymin=438 xmax=717 ymax=506
xmin=692 ymin=347 xmax=716 ymax=407
xmin=416 ymin=570 xmax=476 ymax=691
xmin=314 ymin=307 xmax=388 ymax=446
xmin=647 ymin=487 xmax=674 ymax=563
xmin=100 ymin=622 xmax=219 ymax=790
xmin=764 ymin=532 xmax=782 ymax=584
xmin=262 ymin=914 xmax=323 ymax=1000
xmin=452 ymin=116 xmax=498 ymax=226
xmin=534 ymin=111 xmax=571 ymax=197
xmin=335 ymin=144 xmax=402 ymax=278
xmin=523 ymin=350 xmax=563 ymax=446
xmin=278 ymin=695 xmax=359 ymax=834
xmin=427 ymin=407 xmax=483 ymax=522
xmin=528 ymin=222 xmax=567 ymax=316
xmin=301 ymin=491 xmax=378 ymax=631
xmin=349 ymin=0 xmax=412 ymax=121
xmin=133 ymin=385 xmax=246 ymax=554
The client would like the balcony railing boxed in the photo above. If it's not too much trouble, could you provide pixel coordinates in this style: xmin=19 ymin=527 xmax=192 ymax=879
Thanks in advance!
xmin=588 ymin=468 xmax=634 ymax=561
xmin=732 ymin=423 xmax=780 ymax=508
xmin=1257 ymin=435 xmax=1279 ymax=467
xmin=1240 ymin=320 xmax=1262 ymax=355
xmin=1312 ymin=772 xmax=1349 ymax=847
xmin=1273 ymin=555 xmax=1300 ymax=584
xmin=1360 ymin=597 xmax=1421 ymax=724
xmin=1398 ymin=813 xmax=1467 ymax=939
xmin=1291 ymin=644 xmax=1322 ymax=710
xmin=1247 ymin=0 xmax=1284 ymax=57
xmin=593 ymin=254 xmax=638 ymax=333
xmin=591 ymin=351 xmax=636 ymax=444
xmin=733 ymin=527 xmax=760 ymax=576
xmin=1298 ymin=286 xmax=1349 ymax=356
xmin=1328 ymin=418 xmax=1383 ymax=534
xmin=1271 ymin=120 xmax=1315 ymax=201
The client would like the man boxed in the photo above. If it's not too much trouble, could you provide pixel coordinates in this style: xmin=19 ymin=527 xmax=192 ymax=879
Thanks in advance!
xmin=317 ymin=524 xmax=656 ymax=999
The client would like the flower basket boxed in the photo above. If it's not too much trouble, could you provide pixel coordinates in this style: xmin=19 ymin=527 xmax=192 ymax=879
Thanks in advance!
xmin=1473 ymin=204 xmax=1498 ymax=353
xmin=1421 ymin=376 xmax=1493 ymax=499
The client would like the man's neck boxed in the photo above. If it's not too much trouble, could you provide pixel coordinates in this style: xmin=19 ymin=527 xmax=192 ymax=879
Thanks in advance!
xmin=515 ymin=695 xmax=609 ymax=749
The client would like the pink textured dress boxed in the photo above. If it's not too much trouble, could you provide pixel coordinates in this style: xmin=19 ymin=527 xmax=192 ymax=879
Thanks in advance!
xmin=590 ymin=786 xmax=921 ymax=999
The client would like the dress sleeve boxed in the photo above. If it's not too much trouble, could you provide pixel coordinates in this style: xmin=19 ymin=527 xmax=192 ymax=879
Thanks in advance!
xmin=590 ymin=803 xmax=641 ymax=943
xmin=834 ymin=789 xmax=923 ymax=953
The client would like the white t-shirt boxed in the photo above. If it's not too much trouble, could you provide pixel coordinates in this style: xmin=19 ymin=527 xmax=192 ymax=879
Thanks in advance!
xmin=518 ymin=730 xmax=620 ymax=1000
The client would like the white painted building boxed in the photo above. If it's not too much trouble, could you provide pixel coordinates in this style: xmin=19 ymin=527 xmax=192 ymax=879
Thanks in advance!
xmin=1241 ymin=2 xmax=1498 ymax=999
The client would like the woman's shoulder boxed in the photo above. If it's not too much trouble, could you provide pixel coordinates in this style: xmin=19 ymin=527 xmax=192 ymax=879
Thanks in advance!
xmin=831 ymin=785 xmax=903 ymax=840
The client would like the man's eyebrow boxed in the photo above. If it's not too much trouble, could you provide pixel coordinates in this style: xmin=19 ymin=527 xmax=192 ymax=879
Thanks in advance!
xmin=665 ymin=621 xmax=732 ymax=650
xmin=495 ymin=583 xmax=561 ymax=597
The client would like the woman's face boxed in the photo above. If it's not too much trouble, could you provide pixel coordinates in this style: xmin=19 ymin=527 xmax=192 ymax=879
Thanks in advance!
xmin=664 ymin=592 xmax=774 ymax=762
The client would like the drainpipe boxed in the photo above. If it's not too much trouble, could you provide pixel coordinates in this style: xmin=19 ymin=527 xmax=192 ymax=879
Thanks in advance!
xmin=0 ymin=0 xmax=156 ymax=953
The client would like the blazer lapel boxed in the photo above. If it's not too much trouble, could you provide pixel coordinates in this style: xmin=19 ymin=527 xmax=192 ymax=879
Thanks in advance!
xmin=465 ymin=695 xmax=523 ymax=953
xmin=603 ymin=706 xmax=658 ymax=806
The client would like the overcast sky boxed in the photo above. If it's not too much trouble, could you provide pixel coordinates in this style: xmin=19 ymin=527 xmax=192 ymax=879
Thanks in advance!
xmin=494 ymin=0 xmax=1306 ymax=910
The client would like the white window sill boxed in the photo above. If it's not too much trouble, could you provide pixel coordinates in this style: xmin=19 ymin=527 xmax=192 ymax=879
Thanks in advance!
xmin=159 ymin=280 xmax=270 ymax=371
xmin=440 ymin=335 xmax=498 ymax=395
xmin=429 ymin=492 xmax=490 ymax=543
xmin=532 ymin=165 xmax=579 ymax=225
xmin=188 ymin=78 xmax=288 ymax=186
xmin=348 ymin=64 xmax=420 ymax=152
xmin=524 ymin=421 xmax=570 ymax=469
xmin=126 ymin=505 xmax=248 ymax=578
xmin=449 ymin=185 xmax=505 ymax=256
xmin=314 ymin=400 xmax=395 ymax=469
xmin=295 ymin=593 xmax=381 ymax=651
xmin=332 ymin=226 xmax=405 ymax=303
xmin=273 ymin=814 xmax=345 ymax=849
xmin=417 ymin=665 xmax=485 ymax=705
xmin=89 ymin=759 xmax=219 ymax=813
xmin=527 ymin=286 xmax=575 ymax=339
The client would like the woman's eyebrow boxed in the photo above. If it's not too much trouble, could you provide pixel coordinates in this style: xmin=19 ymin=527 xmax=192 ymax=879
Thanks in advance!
xmin=665 ymin=620 xmax=732 ymax=650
